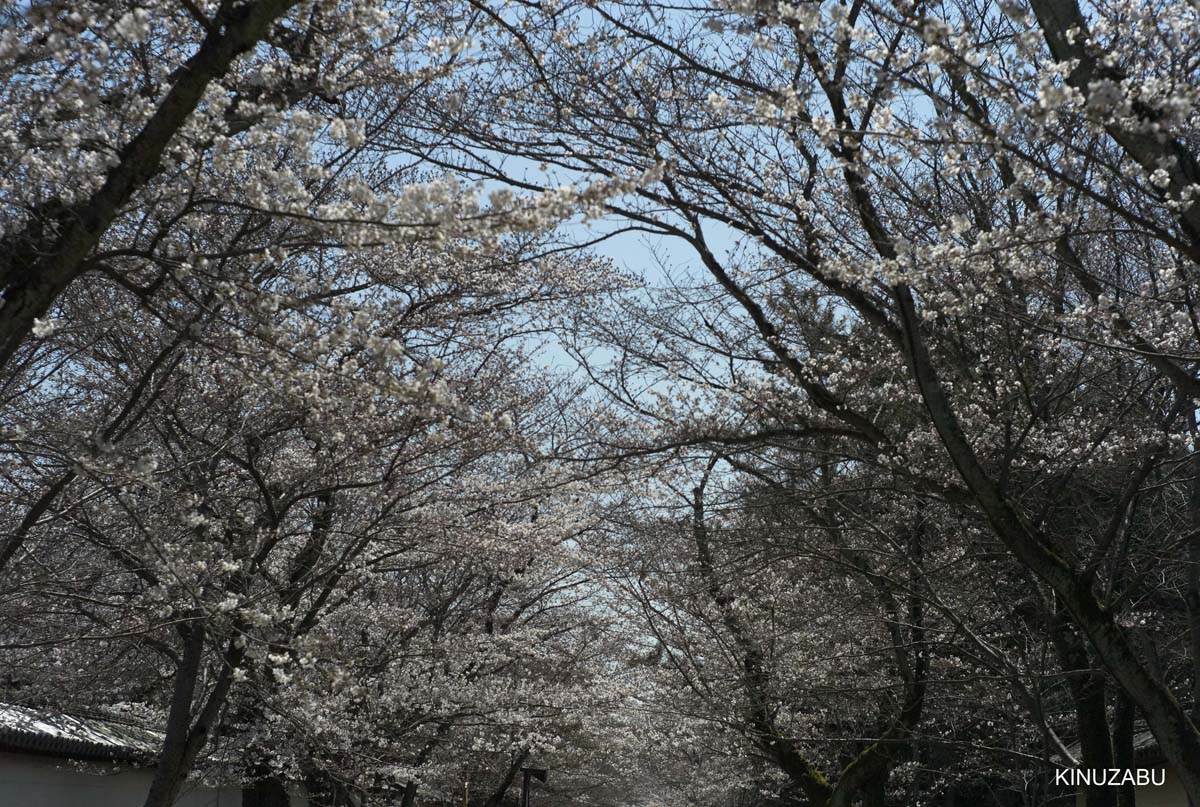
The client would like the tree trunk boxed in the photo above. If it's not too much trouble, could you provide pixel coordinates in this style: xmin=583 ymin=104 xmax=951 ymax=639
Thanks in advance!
xmin=142 ymin=625 xmax=205 ymax=807
xmin=1049 ymin=601 xmax=1117 ymax=807
xmin=143 ymin=629 xmax=243 ymax=807
xmin=1113 ymin=689 xmax=1136 ymax=807
xmin=1187 ymin=412 xmax=1200 ymax=733
xmin=481 ymin=749 xmax=530 ymax=807
xmin=244 ymin=778 xmax=292 ymax=807
xmin=888 ymin=283 xmax=1200 ymax=803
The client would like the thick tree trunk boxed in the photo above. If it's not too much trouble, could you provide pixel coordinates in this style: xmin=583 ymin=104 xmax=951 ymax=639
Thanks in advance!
xmin=807 ymin=30 xmax=1200 ymax=790
xmin=142 ymin=628 xmax=244 ymax=807
xmin=1039 ymin=591 xmax=1118 ymax=807
xmin=1187 ymin=413 xmax=1200 ymax=732
xmin=1051 ymin=612 xmax=1116 ymax=807
xmin=244 ymin=778 xmax=292 ymax=807
xmin=1113 ymin=689 xmax=1136 ymax=807
xmin=142 ymin=625 xmax=205 ymax=807
xmin=481 ymin=749 xmax=530 ymax=807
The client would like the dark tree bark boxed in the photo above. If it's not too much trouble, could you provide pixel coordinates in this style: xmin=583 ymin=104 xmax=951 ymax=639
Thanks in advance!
xmin=1049 ymin=603 xmax=1116 ymax=807
xmin=481 ymin=748 xmax=531 ymax=807
xmin=142 ymin=625 xmax=245 ymax=807
xmin=1113 ymin=689 xmax=1137 ymax=807
xmin=690 ymin=466 xmax=925 ymax=807
xmin=142 ymin=624 xmax=206 ymax=807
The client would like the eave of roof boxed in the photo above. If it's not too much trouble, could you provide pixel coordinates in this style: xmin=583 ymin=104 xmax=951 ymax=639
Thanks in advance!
xmin=1063 ymin=728 xmax=1166 ymax=766
xmin=0 ymin=704 xmax=162 ymax=764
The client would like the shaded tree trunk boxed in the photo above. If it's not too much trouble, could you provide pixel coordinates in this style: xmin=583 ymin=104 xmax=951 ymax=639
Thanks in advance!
xmin=1049 ymin=600 xmax=1117 ymax=807
xmin=142 ymin=626 xmax=244 ymax=807
xmin=481 ymin=749 xmax=531 ymax=807
xmin=1113 ymin=689 xmax=1137 ymax=807
xmin=142 ymin=624 xmax=206 ymax=807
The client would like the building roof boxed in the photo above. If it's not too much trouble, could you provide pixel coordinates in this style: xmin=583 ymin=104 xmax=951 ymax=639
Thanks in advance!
xmin=1064 ymin=727 xmax=1165 ymax=765
xmin=0 ymin=703 xmax=162 ymax=763
xmin=1126 ymin=729 xmax=1163 ymax=759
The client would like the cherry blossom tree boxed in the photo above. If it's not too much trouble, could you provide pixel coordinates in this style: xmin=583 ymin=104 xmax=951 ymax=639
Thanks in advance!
xmin=402 ymin=0 xmax=1200 ymax=800
xmin=1 ymin=3 xmax=643 ymax=802
xmin=8 ymin=0 xmax=1200 ymax=805
xmin=0 ymin=224 xmax=625 ymax=805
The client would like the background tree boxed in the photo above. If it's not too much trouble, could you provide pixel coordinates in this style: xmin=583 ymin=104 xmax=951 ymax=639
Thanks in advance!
xmin=401 ymin=0 xmax=1200 ymax=798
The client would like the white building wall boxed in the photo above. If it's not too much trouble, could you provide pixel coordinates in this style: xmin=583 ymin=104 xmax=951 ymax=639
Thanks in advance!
xmin=0 ymin=752 xmax=243 ymax=807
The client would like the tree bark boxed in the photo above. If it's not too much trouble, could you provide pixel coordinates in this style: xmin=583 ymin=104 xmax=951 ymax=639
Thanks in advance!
xmin=1187 ymin=412 xmax=1200 ymax=732
xmin=1049 ymin=602 xmax=1117 ymax=807
xmin=481 ymin=749 xmax=531 ymax=807
xmin=0 ymin=471 xmax=74 ymax=574
xmin=244 ymin=778 xmax=292 ymax=807
xmin=142 ymin=624 xmax=205 ymax=807
xmin=1113 ymin=688 xmax=1136 ymax=807
xmin=691 ymin=469 xmax=925 ymax=807
xmin=794 ymin=36 xmax=1200 ymax=795
xmin=691 ymin=471 xmax=835 ymax=807
xmin=142 ymin=627 xmax=245 ymax=807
